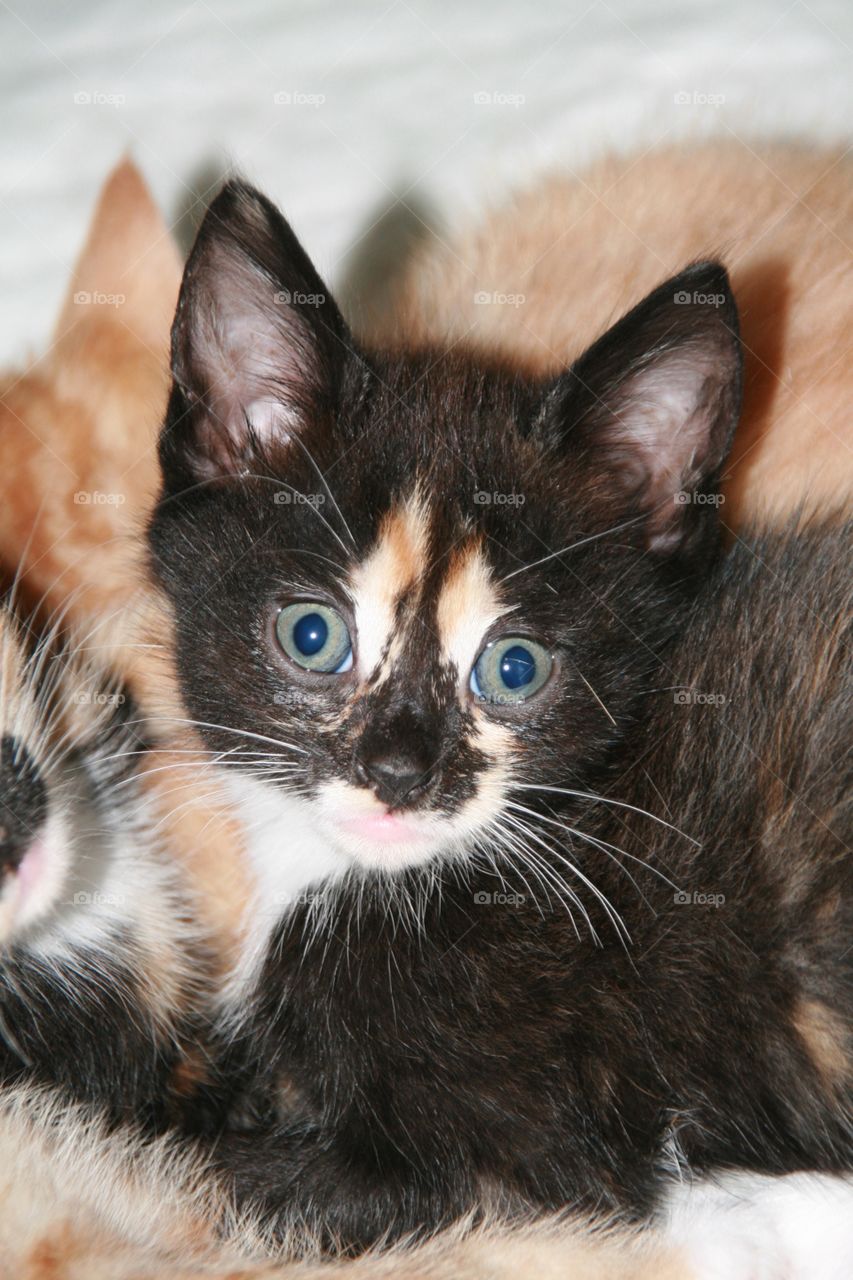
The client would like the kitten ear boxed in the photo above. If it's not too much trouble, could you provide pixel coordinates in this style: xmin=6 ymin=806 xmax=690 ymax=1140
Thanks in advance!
xmin=162 ymin=179 xmax=352 ymax=488
xmin=541 ymin=262 xmax=742 ymax=556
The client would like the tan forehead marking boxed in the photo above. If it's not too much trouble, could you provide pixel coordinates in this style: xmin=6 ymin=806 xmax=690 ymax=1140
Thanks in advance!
xmin=351 ymin=488 xmax=430 ymax=680
xmin=436 ymin=541 xmax=514 ymax=679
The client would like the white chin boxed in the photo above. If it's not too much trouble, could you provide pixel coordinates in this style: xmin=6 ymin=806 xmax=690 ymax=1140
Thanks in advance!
xmin=324 ymin=824 xmax=447 ymax=873
xmin=315 ymin=779 xmax=464 ymax=873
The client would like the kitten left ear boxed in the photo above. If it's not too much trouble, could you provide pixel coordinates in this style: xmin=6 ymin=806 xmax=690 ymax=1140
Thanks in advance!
xmin=162 ymin=179 xmax=352 ymax=488
xmin=540 ymin=261 xmax=742 ymax=556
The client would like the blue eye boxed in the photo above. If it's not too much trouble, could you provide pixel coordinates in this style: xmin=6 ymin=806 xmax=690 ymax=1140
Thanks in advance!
xmin=470 ymin=637 xmax=552 ymax=705
xmin=276 ymin=603 xmax=353 ymax=674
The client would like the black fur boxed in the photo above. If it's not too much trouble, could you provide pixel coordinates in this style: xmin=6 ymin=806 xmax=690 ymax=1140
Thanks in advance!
xmin=148 ymin=181 xmax=851 ymax=1249
xmin=199 ymin=523 xmax=853 ymax=1249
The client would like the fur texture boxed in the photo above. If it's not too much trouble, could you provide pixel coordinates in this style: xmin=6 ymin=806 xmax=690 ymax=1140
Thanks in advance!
xmin=0 ymin=157 xmax=250 ymax=958
xmin=3 ymin=1083 xmax=853 ymax=1280
xmin=374 ymin=140 xmax=853 ymax=528
xmin=0 ymin=594 xmax=208 ymax=1125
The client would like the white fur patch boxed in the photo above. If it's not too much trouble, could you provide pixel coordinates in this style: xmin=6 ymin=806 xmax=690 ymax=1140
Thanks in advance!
xmin=350 ymin=487 xmax=430 ymax=683
xmin=662 ymin=1171 xmax=853 ymax=1279
xmin=220 ymin=770 xmax=350 ymax=1005
xmin=436 ymin=542 xmax=514 ymax=684
xmin=0 ymin=603 xmax=198 ymax=1033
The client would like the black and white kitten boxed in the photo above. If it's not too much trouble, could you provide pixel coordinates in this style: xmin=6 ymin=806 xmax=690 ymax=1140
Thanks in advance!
xmin=0 ymin=593 xmax=203 ymax=1127
xmin=149 ymin=181 xmax=852 ymax=1247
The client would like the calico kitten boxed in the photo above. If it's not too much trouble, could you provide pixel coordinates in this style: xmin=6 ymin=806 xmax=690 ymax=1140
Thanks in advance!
xmin=0 ymin=590 xmax=203 ymax=1126
xmin=149 ymin=181 xmax=851 ymax=1248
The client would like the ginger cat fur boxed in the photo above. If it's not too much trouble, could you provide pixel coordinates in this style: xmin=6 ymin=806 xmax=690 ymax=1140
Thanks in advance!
xmin=378 ymin=140 xmax=853 ymax=526
xmin=0 ymin=1087 xmax=690 ymax=1280
xmin=0 ymin=159 xmax=249 ymax=958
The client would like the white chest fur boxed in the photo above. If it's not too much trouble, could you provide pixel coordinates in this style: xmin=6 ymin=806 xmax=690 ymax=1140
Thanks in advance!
xmin=220 ymin=771 xmax=350 ymax=1005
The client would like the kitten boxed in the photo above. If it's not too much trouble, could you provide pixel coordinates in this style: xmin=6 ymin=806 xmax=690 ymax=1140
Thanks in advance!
xmin=148 ymin=178 xmax=852 ymax=1251
xmin=0 ymin=589 xmax=202 ymax=1126
xmin=0 ymin=588 xmax=696 ymax=1280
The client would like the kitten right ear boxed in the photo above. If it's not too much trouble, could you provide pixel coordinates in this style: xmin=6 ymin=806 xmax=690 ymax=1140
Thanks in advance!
xmin=538 ymin=261 xmax=742 ymax=560
xmin=161 ymin=179 xmax=352 ymax=489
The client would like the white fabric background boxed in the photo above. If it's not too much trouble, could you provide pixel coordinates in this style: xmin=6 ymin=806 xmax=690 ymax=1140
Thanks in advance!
xmin=1 ymin=0 xmax=851 ymax=361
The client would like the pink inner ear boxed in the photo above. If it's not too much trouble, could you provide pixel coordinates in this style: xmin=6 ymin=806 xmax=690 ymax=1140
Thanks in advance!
xmin=608 ymin=350 xmax=730 ymax=548
xmin=246 ymin=397 xmax=296 ymax=447
xmin=181 ymin=239 xmax=320 ymax=473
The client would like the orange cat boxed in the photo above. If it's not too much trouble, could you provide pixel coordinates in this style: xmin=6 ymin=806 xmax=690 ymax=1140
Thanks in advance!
xmin=379 ymin=140 xmax=853 ymax=527
xmin=0 ymin=160 xmax=249 ymax=956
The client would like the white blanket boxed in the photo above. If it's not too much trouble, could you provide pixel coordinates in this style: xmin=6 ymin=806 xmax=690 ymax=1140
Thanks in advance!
xmin=2 ymin=0 xmax=851 ymax=358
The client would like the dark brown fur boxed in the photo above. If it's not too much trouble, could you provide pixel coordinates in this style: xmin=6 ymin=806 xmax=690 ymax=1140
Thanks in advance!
xmin=148 ymin=181 xmax=852 ymax=1250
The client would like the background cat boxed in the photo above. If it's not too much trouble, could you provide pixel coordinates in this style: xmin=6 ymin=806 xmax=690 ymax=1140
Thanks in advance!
xmin=0 ymin=586 xmax=206 ymax=1125
xmin=0 ymin=158 xmax=250 ymax=962
xmin=374 ymin=140 xmax=853 ymax=529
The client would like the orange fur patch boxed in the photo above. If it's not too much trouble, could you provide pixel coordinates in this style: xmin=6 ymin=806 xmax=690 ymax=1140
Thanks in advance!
xmin=793 ymin=997 xmax=851 ymax=1092
xmin=436 ymin=540 xmax=513 ymax=681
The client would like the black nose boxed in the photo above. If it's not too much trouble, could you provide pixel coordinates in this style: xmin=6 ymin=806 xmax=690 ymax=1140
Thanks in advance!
xmin=0 ymin=736 xmax=48 ymax=874
xmin=354 ymin=750 xmax=433 ymax=809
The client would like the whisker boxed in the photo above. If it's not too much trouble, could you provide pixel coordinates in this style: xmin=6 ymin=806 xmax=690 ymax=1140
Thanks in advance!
xmin=287 ymin=434 xmax=356 ymax=549
xmin=500 ymin=808 xmax=629 ymax=945
xmin=500 ymin=514 xmax=647 ymax=583
xmin=511 ymin=782 xmax=699 ymax=846
xmin=146 ymin=714 xmax=309 ymax=756
xmin=505 ymin=801 xmax=678 ymax=891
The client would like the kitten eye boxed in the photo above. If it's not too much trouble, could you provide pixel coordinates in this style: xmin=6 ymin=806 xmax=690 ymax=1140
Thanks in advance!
xmin=470 ymin=637 xmax=552 ymax=706
xmin=275 ymin=603 xmax=353 ymax=674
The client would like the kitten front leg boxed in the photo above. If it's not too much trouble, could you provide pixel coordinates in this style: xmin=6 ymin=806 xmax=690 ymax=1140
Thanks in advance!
xmin=210 ymin=1119 xmax=472 ymax=1252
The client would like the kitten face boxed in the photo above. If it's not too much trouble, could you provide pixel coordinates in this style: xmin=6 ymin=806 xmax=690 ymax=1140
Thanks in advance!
xmin=0 ymin=603 xmax=138 ymax=943
xmin=150 ymin=181 xmax=742 ymax=879
xmin=0 ymin=607 xmax=74 ymax=938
